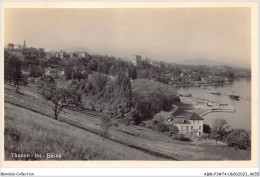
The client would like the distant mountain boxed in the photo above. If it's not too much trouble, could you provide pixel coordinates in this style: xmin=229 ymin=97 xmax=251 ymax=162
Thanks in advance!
xmin=60 ymin=47 xmax=97 ymax=55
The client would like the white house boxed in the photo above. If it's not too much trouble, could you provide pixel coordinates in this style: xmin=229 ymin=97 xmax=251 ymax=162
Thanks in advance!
xmin=172 ymin=113 xmax=204 ymax=136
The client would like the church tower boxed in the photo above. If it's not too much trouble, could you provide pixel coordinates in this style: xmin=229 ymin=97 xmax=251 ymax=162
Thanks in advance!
xmin=23 ymin=40 xmax=26 ymax=49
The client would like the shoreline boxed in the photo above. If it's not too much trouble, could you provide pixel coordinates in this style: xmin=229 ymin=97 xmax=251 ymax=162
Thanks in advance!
xmin=171 ymin=96 xmax=234 ymax=118
xmin=172 ymin=77 xmax=251 ymax=88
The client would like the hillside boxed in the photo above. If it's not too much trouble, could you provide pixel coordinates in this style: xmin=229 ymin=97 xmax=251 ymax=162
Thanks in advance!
xmin=4 ymin=84 xmax=251 ymax=160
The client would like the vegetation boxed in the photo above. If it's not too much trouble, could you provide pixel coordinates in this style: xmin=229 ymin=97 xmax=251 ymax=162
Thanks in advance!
xmin=38 ymin=79 xmax=73 ymax=120
xmin=203 ymin=124 xmax=211 ymax=134
xmin=210 ymin=119 xmax=230 ymax=144
xmin=132 ymin=79 xmax=179 ymax=122
xmin=172 ymin=135 xmax=191 ymax=142
xmin=4 ymin=50 xmax=22 ymax=88
xmin=198 ymin=133 xmax=210 ymax=143
xmin=225 ymin=129 xmax=251 ymax=150
xmin=146 ymin=113 xmax=179 ymax=136
xmin=4 ymin=103 xmax=157 ymax=160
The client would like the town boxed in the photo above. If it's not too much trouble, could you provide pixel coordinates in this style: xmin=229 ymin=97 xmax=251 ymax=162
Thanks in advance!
xmin=5 ymin=40 xmax=250 ymax=86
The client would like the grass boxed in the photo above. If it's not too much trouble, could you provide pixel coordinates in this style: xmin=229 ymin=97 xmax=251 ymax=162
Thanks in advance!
xmin=4 ymin=103 xmax=158 ymax=160
xmin=5 ymin=104 xmax=114 ymax=160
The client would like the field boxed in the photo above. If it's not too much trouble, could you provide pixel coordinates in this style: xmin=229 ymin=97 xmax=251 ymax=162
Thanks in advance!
xmin=4 ymin=84 xmax=251 ymax=160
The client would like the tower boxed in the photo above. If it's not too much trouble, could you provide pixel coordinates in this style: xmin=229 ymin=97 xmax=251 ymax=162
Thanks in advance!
xmin=23 ymin=40 xmax=26 ymax=49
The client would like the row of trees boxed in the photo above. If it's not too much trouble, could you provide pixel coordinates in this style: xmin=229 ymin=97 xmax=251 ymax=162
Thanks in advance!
xmin=37 ymin=72 xmax=136 ymax=134
xmin=63 ymin=56 xmax=137 ymax=81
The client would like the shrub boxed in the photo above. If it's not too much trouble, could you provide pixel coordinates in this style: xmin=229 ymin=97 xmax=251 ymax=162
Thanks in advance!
xmin=167 ymin=124 xmax=179 ymax=136
xmin=172 ymin=135 xmax=191 ymax=142
xmin=203 ymin=124 xmax=211 ymax=134
xmin=225 ymin=129 xmax=250 ymax=150
xmin=198 ymin=133 xmax=210 ymax=143
xmin=146 ymin=115 xmax=178 ymax=136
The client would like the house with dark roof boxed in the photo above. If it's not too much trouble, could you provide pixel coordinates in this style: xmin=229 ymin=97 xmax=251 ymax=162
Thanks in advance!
xmin=172 ymin=113 xmax=204 ymax=136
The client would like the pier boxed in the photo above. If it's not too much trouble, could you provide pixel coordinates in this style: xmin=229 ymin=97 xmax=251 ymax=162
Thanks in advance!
xmin=200 ymin=106 xmax=235 ymax=117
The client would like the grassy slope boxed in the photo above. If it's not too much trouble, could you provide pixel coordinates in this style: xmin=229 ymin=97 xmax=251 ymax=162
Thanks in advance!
xmin=5 ymin=103 xmax=161 ymax=160
xmin=4 ymin=84 xmax=251 ymax=160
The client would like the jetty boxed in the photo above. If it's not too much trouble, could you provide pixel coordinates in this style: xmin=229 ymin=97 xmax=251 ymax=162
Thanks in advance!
xmin=200 ymin=105 xmax=235 ymax=117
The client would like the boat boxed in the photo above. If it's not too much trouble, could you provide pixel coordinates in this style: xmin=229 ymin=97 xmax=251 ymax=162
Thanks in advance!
xmin=210 ymin=91 xmax=220 ymax=95
xmin=229 ymin=91 xmax=239 ymax=100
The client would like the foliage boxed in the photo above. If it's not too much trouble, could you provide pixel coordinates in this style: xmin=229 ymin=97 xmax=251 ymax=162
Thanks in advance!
xmin=132 ymin=79 xmax=178 ymax=122
xmin=147 ymin=114 xmax=178 ymax=136
xmin=172 ymin=135 xmax=191 ymax=142
xmin=64 ymin=59 xmax=88 ymax=80
xmin=4 ymin=50 xmax=22 ymax=88
xmin=198 ymin=133 xmax=210 ymax=143
xmin=147 ymin=119 xmax=169 ymax=133
xmin=38 ymin=81 xmax=73 ymax=120
xmin=167 ymin=124 xmax=179 ymax=136
xmin=211 ymin=119 xmax=230 ymax=141
xmin=99 ymin=72 xmax=134 ymax=136
xmin=203 ymin=124 xmax=211 ymax=134
xmin=225 ymin=129 xmax=250 ymax=150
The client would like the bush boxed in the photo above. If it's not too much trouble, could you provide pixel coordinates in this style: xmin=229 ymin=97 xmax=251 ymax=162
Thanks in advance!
xmin=146 ymin=116 xmax=178 ymax=136
xmin=198 ymin=133 xmax=210 ymax=143
xmin=203 ymin=124 xmax=211 ymax=134
xmin=172 ymin=135 xmax=191 ymax=142
xmin=168 ymin=124 xmax=179 ymax=136
xmin=225 ymin=129 xmax=250 ymax=150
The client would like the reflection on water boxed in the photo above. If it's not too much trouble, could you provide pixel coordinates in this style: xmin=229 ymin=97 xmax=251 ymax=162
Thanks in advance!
xmin=177 ymin=78 xmax=251 ymax=131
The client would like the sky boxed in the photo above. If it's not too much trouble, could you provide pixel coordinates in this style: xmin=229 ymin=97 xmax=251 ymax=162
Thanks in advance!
xmin=4 ymin=8 xmax=251 ymax=68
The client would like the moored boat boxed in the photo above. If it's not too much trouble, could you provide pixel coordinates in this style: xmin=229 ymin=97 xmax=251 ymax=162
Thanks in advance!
xmin=210 ymin=91 xmax=220 ymax=95
xmin=229 ymin=94 xmax=239 ymax=100
xmin=229 ymin=91 xmax=239 ymax=100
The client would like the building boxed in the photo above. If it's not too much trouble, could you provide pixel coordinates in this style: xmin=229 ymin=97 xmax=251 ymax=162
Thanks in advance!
xmin=7 ymin=43 xmax=14 ymax=50
xmin=75 ymin=51 xmax=88 ymax=58
xmin=6 ymin=40 xmax=26 ymax=50
xmin=171 ymin=113 xmax=204 ymax=136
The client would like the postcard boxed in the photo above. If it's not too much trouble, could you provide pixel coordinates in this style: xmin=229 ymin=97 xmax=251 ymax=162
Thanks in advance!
xmin=1 ymin=1 xmax=258 ymax=168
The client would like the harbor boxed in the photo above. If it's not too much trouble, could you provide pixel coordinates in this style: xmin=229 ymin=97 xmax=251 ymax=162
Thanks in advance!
xmin=176 ymin=78 xmax=251 ymax=131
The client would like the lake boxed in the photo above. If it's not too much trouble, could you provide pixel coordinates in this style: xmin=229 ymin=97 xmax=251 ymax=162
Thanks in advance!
xmin=176 ymin=78 xmax=251 ymax=132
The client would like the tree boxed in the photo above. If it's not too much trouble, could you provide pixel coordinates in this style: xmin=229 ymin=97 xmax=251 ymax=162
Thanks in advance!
xmin=39 ymin=82 xmax=72 ymax=120
xmin=203 ymin=124 xmax=211 ymax=134
xmin=226 ymin=129 xmax=250 ymax=149
xmin=210 ymin=119 xmax=230 ymax=143
xmin=4 ymin=50 xmax=22 ymax=88
xmin=131 ymin=67 xmax=137 ymax=80
xmin=167 ymin=124 xmax=179 ymax=136
xmin=148 ymin=69 xmax=154 ymax=80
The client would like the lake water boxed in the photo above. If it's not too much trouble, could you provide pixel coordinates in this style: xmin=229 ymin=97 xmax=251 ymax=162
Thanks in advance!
xmin=176 ymin=78 xmax=251 ymax=132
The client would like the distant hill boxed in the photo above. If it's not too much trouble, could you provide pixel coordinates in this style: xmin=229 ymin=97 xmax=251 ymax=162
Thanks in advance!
xmin=174 ymin=58 xmax=226 ymax=66
xmin=48 ymin=47 xmax=97 ymax=55
xmin=175 ymin=58 xmax=250 ymax=68
xmin=62 ymin=47 xmax=97 ymax=55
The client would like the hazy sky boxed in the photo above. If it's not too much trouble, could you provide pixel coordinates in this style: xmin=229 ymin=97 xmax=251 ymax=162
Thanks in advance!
xmin=4 ymin=8 xmax=251 ymax=67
